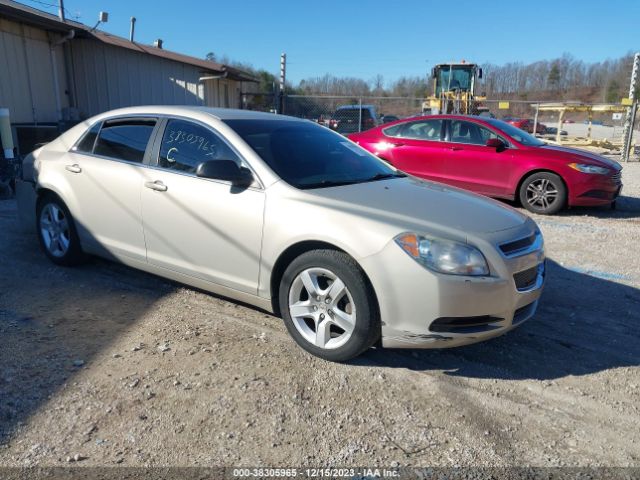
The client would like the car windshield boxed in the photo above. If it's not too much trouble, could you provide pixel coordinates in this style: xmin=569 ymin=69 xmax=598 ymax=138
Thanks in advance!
xmin=485 ymin=119 xmax=546 ymax=146
xmin=224 ymin=119 xmax=403 ymax=189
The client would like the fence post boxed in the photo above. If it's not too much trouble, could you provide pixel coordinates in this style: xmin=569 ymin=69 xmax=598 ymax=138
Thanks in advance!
xmin=532 ymin=103 xmax=540 ymax=136
xmin=358 ymin=98 xmax=362 ymax=133
xmin=279 ymin=53 xmax=286 ymax=114
xmin=628 ymin=102 xmax=638 ymax=160
xmin=556 ymin=109 xmax=564 ymax=144
xmin=622 ymin=52 xmax=639 ymax=162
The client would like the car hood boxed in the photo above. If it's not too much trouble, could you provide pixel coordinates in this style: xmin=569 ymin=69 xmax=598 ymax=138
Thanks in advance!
xmin=539 ymin=145 xmax=622 ymax=170
xmin=302 ymin=176 xmax=528 ymax=236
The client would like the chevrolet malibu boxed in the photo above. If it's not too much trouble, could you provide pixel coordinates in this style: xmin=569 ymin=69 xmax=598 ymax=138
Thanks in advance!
xmin=349 ymin=115 xmax=623 ymax=215
xmin=16 ymin=107 xmax=545 ymax=361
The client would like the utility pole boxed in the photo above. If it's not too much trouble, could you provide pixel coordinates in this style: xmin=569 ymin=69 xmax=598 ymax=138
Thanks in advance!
xmin=279 ymin=53 xmax=286 ymax=114
xmin=622 ymin=52 xmax=639 ymax=162
xmin=58 ymin=0 xmax=65 ymax=22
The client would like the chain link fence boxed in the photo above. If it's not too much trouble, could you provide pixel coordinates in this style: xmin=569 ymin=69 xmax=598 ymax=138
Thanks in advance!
xmin=239 ymin=93 xmax=638 ymax=160
xmin=273 ymin=95 xmax=424 ymax=134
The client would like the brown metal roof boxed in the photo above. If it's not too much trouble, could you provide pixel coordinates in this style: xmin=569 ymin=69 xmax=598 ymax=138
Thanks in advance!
xmin=88 ymin=30 xmax=256 ymax=81
xmin=0 ymin=0 xmax=257 ymax=82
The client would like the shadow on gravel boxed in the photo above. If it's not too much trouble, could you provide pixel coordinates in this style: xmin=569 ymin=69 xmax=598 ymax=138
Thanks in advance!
xmin=0 ymin=200 xmax=176 ymax=446
xmin=354 ymin=259 xmax=640 ymax=380
xmin=559 ymin=195 xmax=640 ymax=220
xmin=502 ymin=194 xmax=640 ymax=220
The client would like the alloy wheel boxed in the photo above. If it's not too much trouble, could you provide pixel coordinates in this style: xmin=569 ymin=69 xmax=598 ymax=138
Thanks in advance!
xmin=288 ymin=267 xmax=356 ymax=350
xmin=526 ymin=178 xmax=559 ymax=211
xmin=39 ymin=203 xmax=71 ymax=257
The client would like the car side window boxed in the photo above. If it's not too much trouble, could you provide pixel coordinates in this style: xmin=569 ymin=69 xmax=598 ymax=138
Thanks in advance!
xmin=158 ymin=119 xmax=240 ymax=174
xmin=478 ymin=125 xmax=505 ymax=143
xmin=93 ymin=118 xmax=156 ymax=163
xmin=450 ymin=120 xmax=487 ymax=145
xmin=382 ymin=124 xmax=403 ymax=137
xmin=74 ymin=122 xmax=101 ymax=153
xmin=399 ymin=120 xmax=443 ymax=141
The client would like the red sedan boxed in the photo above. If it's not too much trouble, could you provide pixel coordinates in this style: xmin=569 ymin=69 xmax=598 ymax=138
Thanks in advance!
xmin=507 ymin=118 xmax=547 ymax=135
xmin=349 ymin=115 xmax=622 ymax=215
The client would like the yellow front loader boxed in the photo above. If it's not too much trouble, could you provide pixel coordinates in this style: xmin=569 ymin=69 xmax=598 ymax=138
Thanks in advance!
xmin=422 ymin=61 xmax=487 ymax=115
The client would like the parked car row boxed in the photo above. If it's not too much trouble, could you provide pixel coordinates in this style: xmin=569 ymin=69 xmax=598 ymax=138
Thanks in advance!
xmin=16 ymin=106 xmax=551 ymax=361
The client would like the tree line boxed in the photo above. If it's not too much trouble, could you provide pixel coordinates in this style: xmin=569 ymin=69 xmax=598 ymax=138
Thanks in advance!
xmin=206 ymin=51 xmax=637 ymax=103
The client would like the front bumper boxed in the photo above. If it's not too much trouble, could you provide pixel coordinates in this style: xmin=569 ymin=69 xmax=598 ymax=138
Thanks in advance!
xmin=569 ymin=171 xmax=622 ymax=207
xmin=359 ymin=221 xmax=545 ymax=349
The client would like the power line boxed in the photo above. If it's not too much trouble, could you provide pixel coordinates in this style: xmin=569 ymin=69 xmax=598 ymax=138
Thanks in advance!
xmin=16 ymin=0 xmax=79 ymax=20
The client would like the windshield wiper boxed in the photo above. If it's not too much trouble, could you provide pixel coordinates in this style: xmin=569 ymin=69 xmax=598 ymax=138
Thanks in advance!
xmin=361 ymin=172 xmax=407 ymax=183
xmin=298 ymin=179 xmax=361 ymax=189
xmin=298 ymin=172 xmax=406 ymax=189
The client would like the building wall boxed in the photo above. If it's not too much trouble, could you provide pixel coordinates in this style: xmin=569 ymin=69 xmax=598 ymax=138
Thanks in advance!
xmin=69 ymin=39 xmax=244 ymax=118
xmin=69 ymin=38 xmax=206 ymax=118
xmin=202 ymin=77 xmax=243 ymax=109
xmin=0 ymin=16 xmax=245 ymax=126
xmin=0 ymin=17 xmax=68 ymax=123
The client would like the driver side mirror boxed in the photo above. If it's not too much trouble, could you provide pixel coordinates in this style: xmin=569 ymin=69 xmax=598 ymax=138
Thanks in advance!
xmin=486 ymin=138 xmax=506 ymax=151
xmin=196 ymin=160 xmax=253 ymax=187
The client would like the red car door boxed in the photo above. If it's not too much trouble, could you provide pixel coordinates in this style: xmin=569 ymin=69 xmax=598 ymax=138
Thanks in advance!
xmin=379 ymin=118 xmax=449 ymax=183
xmin=440 ymin=119 xmax=514 ymax=197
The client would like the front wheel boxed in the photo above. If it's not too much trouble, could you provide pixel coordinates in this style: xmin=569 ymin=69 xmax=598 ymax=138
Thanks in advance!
xmin=519 ymin=172 xmax=566 ymax=215
xmin=36 ymin=195 xmax=85 ymax=266
xmin=279 ymin=250 xmax=380 ymax=362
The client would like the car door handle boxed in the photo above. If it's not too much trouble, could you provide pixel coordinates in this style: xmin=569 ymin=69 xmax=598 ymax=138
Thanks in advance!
xmin=450 ymin=146 xmax=463 ymax=151
xmin=391 ymin=142 xmax=405 ymax=147
xmin=144 ymin=180 xmax=168 ymax=192
xmin=65 ymin=164 xmax=82 ymax=173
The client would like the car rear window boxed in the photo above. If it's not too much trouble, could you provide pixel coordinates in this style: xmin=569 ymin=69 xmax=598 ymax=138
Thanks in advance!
xmin=74 ymin=122 xmax=101 ymax=153
xmin=333 ymin=109 xmax=373 ymax=121
xmin=93 ymin=118 xmax=157 ymax=163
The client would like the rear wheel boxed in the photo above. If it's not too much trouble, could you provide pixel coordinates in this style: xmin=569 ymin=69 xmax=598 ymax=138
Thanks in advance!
xmin=519 ymin=172 xmax=566 ymax=215
xmin=279 ymin=250 xmax=380 ymax=362
xmin=36 ymin=195 xmax=85 ymax=266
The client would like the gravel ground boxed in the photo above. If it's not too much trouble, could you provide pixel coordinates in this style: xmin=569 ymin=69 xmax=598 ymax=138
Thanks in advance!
xmin=0 ymin=162 xmax=639 ymax=470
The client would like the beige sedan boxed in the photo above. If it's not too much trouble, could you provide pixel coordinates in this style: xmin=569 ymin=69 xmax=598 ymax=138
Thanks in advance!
xmin=16 ymin=106 xmax=545 ymax=361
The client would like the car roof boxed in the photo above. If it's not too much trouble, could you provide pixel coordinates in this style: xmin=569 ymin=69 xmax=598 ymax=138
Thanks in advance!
xmin=389 ymin=114 xmax=499 ymax=123
xmin=87 ymin=105 xmax=303 ymax=122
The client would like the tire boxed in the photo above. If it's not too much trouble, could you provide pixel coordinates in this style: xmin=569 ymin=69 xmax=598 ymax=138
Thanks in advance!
xmin=36 ymin=194 xmax=85 ymax=266
xmin=279 ymin=249 xmax=380 ymax=362
xmin=519 ymin=172 xmax=566 ymax=215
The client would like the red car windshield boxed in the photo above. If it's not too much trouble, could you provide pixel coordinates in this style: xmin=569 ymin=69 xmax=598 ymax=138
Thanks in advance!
xmin=486 ymin=119 xmax=546 ymax=147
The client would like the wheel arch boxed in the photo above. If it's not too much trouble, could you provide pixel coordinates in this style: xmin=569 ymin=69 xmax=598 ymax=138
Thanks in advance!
xmin=36 ymin=186 xmax=65 ymax=206
xmin=269 ymin=240 xmax=380 ymax=319
xmin=515 ymin=168 xmax=569 ymax=205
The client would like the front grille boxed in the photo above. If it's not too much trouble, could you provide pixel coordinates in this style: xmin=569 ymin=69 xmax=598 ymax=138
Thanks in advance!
xmin=430 ymin=315 xmax=504 ymax=334
xmin=499 ymin=234 xmax=536 ymax=256
xmin=513 ymin=265 xmax=539 ymax=290
xmin=611 ymin=171 xmax=622 ymax=184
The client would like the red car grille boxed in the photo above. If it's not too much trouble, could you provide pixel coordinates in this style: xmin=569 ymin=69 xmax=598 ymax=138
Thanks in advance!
xmin=611 ymin=171 xmax=622 ymax=183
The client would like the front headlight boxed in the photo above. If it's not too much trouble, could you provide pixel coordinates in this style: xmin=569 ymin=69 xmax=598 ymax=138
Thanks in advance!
xmin=568 ymin=163 xmax=610 ymax=175
xmin=395 ymin=233 xmax=489 ymax=276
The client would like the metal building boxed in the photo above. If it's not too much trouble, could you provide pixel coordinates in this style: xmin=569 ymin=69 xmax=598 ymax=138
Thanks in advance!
xmin=0 ymin=0 xmax=256 ymax=154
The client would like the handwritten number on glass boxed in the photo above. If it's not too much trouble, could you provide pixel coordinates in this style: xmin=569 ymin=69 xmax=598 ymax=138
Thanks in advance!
xmin=165 ymin=129 xmax=217 ymax=158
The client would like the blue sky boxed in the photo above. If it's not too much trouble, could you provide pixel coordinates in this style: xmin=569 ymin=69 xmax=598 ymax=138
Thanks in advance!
xmin=23 ymin=0 xmax=640 ymax=85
